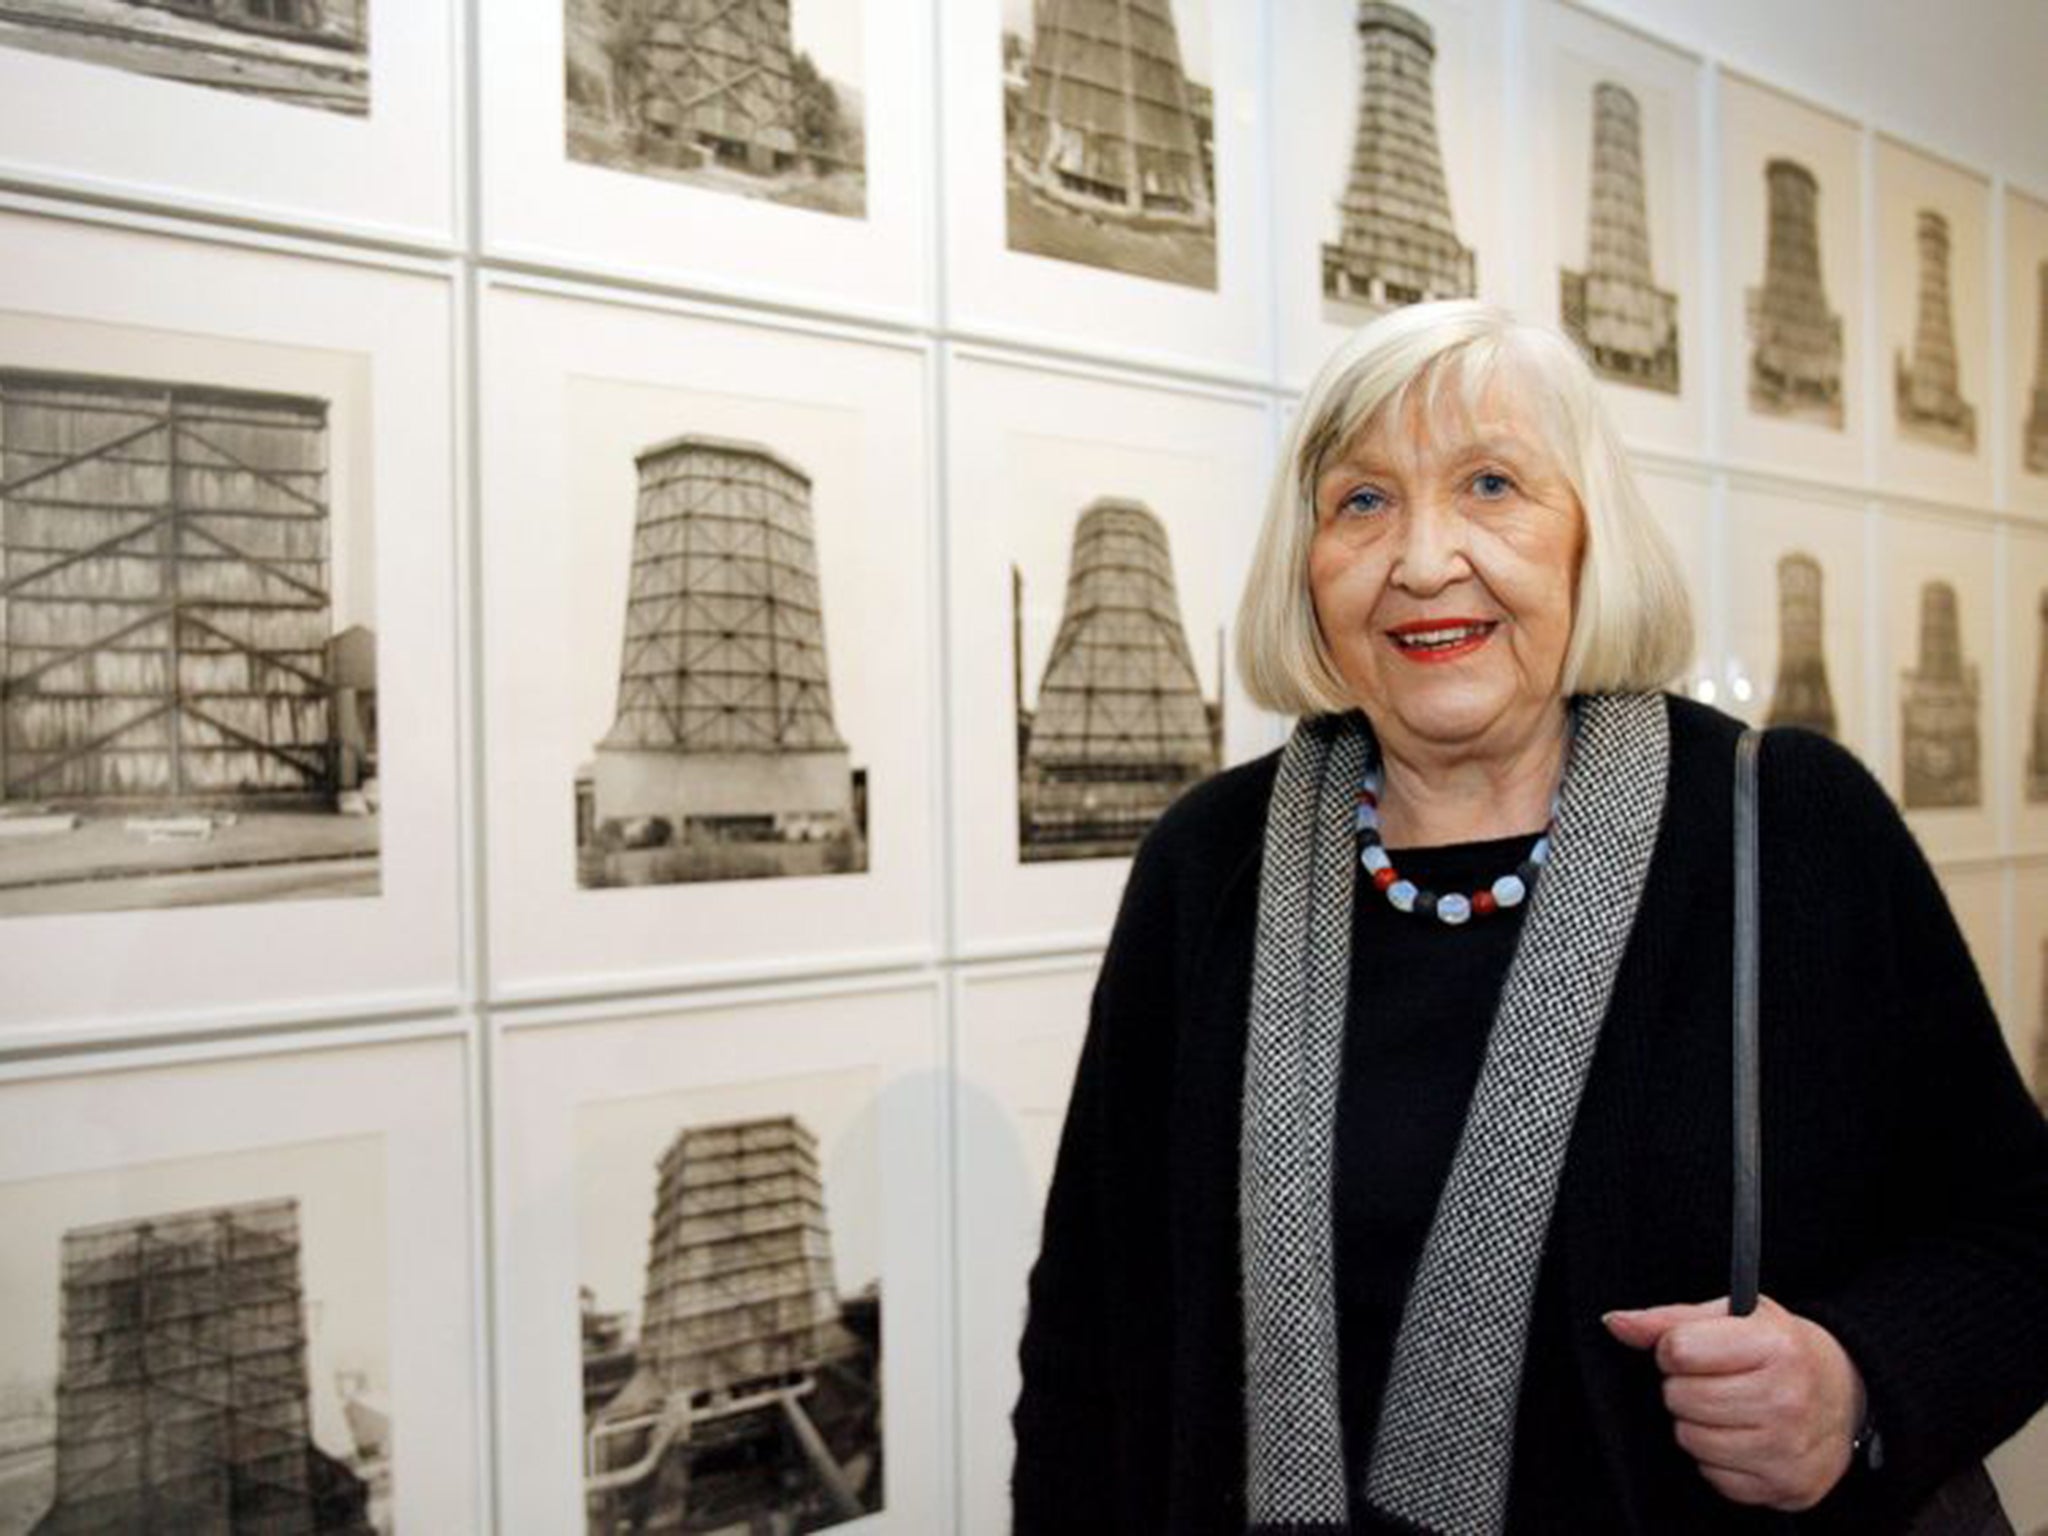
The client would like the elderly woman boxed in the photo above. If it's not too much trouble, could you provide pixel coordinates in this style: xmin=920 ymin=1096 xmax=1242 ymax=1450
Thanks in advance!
xmin=1011 ymin=301 xmax=2048 ymax=1534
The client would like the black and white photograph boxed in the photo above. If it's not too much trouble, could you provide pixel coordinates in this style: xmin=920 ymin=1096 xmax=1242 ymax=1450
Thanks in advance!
xmin=575 ymin=1071 xmax=882 ymax=1534
xmin=0 ymin=1136 xmax=393 ymax=1536
xmin=574 ymin=432 xmax=868 ymax=889
xmin=2007 ymin=528 xmax=2048 ymax=851
xmin=1718 ymin=73 xmax=1864 ymax=481
xmin=1875 ymin=137 xmax=1992 ymax=502
xmin=564 ymin=0 xmax=866 ymax=219
xmin=0 ymin=0 xmax=370 ymax=115
xmin=1015 ymin=497 xmax=1220 ymax=863
xmin=2006 ymin=188 xmax=2048 ymax=512
xmin=479 ymin=288 xmax=934 ymax=997
xmin=1001 ymin=0 xmax=1216 ymax=289
xmin=0 ymin=352 xmax=380 ymax=920
xmin=1899 ymin=578 xmax=1982 ymax=809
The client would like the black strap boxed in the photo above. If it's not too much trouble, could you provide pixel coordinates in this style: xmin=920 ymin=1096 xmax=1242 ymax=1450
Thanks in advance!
xmin=1731 ymin=729 xmax=1763 ymax=1317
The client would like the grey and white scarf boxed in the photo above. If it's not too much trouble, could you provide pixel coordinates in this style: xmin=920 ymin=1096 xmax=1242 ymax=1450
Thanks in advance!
xmin=1241 ymin=692 xmax=1671 ymax=1535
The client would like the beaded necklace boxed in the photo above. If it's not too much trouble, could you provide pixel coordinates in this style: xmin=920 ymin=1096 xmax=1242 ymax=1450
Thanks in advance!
xmin=1354 ymin=761 xmax=1560 ymax=926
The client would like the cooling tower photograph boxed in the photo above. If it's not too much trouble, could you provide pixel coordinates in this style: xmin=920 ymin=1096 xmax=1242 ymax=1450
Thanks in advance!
xmin=0 ymin=1136 xmax=392 ymax=1536
xmin=565 ymin=0 xmax=867 ymax=219
xmin=1014 ymin=497 xmax=1221 ymax=862
xmin=1900 ymin=579 xmax=1983 ymax=810
xmin=576 ymin=1071 xmax=883 ymax=1535
xmin=0 ymin=346 xmax=381 ymax=919
xmin=0 ymin=0 xmax=369 ymax=115
xmin=1000 ymin=0 xmax=1218 ymax=289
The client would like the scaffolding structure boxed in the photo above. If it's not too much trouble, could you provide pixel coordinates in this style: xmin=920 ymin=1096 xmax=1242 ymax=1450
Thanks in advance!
xmin=1747 ymin=158 xmax=1844 ymax=425
xmin=2024 ymin=262 xmax=2048 ymax=474
xmin=1894 ymin=209 xmax=1977 ymax=450
xmin=1559 ymin=81 xmax=1678 ymax=393
xmin=0 ymin=369 xmax=339 ymax=808
xmin=591 ymin=435 xmax=856 ymax=847
xmin=133 ymin=0 xmax=369 ymax=46
xmin=1765 ymin=552 xmax=1837 ymax=738
xmin=585 ymin=1118 xmax=876 ymax=1534
xmin=1019 ymin=498 xmax=1217 ymax=860
xmin=1900 ymin=580 xmax=1980 ymax=809
xmin=1323 ymin=1 xmax=1474 ymax=309
xmin=2028 ymin=592 xmax=2048 ymax=803
xmin=616 ymin=0 xmax=801 ymax=175
xmin=35 ymin=1199 xmax=372 ymax=1536
xmin=1011 ymin=0 xmax=1213 ymax=226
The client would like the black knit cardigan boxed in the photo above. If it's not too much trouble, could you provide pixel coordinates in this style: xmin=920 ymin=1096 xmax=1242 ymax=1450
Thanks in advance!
xmin=1012 ymin=695 xmax=2048 ymax=1535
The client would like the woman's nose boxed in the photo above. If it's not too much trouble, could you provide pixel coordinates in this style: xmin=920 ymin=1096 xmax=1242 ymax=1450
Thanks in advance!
xmin=1389 ymin=497 xmax=1468 ymax=592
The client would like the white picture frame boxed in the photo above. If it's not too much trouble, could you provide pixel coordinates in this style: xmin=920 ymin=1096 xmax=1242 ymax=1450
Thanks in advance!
xmin=0 ymin=3 xmax=456 ymax=246
xmin=491 ymin=981 xmax=945 ymax=1536
xmin=1632 ymin=462 xmax=1714 ymax=698
xmin=479 ymin=0 xmax=933 ymax=327
xmin=1526 ymin=1 xmax=1705 ymax=454
xmin=2004 ymin=187 xmax=2048 ymax=517
xmin=1718 ymin=73 xmax=1865 ymax=484
xmin=478 ymin=279 xmax=938 ymax=1002
xmin=1874 ymin=137 xmax=1994 ymax=507
xmin=951 ymin=960 xmax=1093 ymax=1536
xmin=1878 ymin=505 xmax=1999 ymax=860
xmin=0 ymin=207 xmax=462 ymax=1043
xmin=942 ymin=0 xmax=1268 ymax=377
xmin=945 ymin=347 xmax=1270 ymax=956
xmin=0 ymin=1025 xmax=483 ymax=1535
xmin=1271 ymin=0 xmax=1509 ymax=389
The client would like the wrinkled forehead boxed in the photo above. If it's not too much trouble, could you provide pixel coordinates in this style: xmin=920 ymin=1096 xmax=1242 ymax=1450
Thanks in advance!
xmin=1306 ymin=345 xmax=1576 ymax=484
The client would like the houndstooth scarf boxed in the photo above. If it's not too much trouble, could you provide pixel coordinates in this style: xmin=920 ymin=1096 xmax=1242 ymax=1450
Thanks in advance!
xmin=1241 ymin=692 xmax=1671 ymax=1535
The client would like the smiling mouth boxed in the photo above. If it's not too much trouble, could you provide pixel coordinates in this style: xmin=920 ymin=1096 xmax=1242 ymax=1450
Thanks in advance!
xmin=1386 ymin=620 xmax=1499 ymax=661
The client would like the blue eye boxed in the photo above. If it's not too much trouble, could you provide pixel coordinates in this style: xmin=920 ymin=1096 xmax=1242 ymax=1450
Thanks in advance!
xmin=1337 ymin=485 xmax=1387 ymax=517
xmin=1471 ymin=471 xmax=1515 ymax=500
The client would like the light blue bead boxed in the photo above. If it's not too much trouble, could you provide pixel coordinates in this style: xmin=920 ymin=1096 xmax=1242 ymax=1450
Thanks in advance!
xmin=1437 ymin=893 xmax=1472 ymax=925
xmin=1387 ymin=880 xmax=1418 ymax=912
xmin=1529 ymin=836 xmax=1552 ymax=866
xmin=1354 ymin=804 xmax=1379 ymax=831
xmin=1492 ymin=874 xmax=1527 ymax=908
xmin=1360 ymin=844 xmax=1391 ymax=873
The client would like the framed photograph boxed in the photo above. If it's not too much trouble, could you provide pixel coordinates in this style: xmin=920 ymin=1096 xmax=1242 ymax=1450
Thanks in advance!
xmin=0 ymin=209 xmax=460 ymax=1041
xmin=1874 ymin=137 xmax=1993 ymax=505
xmin=479 ymin=280 xmax=936 ymax=1000
xmin=480 ymin=0 xmax=931 ymax=325
xmin=1879 ymin=506 xmax=1998 ymax=861
xmin=0 ymin=1027 xmax=481 ymax=1534
xmin=1718 ymin=73 xmax=1865 ymax=483
xmin=2005 ymin=187 xmax=2048 ymax=517
xmin=1722 ymin=482 xmax=1871 ymax=766
xmin=946 ymin=348 xmax=1270 ymax=955
xmin=1525 ymin=1 xmax=1703 ymax=453
xmin=2007 ymin=523 xmax=2048 ymax=854
xmin=1272 ymin=0 xmax=1509 ymax=389
xmin=942 ymin=0 xmax=1267 ymax=376
xmin=952 ymin=961 xmax=1092 ymax=1536
xmin=1632 ymin=464 xmax=1712 ymax=697
xmin=492 ymin=981 xmax=944 ymax=1536
xmin=0 ymin=3 xmax=455 ymax=245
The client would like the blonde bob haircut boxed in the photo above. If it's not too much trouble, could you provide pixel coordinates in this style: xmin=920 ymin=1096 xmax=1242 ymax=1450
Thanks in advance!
xmin=1237 ymin=300 xmax=1694 ymax=718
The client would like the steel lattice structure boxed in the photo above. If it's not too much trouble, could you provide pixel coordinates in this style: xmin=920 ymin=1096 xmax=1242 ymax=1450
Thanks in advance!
xmin=1765 ymin=552 xmax=1837 ymax=738
xmin=1747 ymin=158 xmax=1845 ymax=424
xmin=1894 ymin=209 xmax=1977 ymax=450
xmin=616 ymin=0 xmax=800 ymax=174
xmin=1900 ymin=580 xmax=1981 ymax=809
xmin=1560 ymin=81 xmax=1679 ymax=393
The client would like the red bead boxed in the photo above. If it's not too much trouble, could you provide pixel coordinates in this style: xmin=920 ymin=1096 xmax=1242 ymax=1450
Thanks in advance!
xmin=1472 ymin=890 xmax=1497 ymax=916
xmin=1372 ymin=867 xmax=1397 ymax=891
xmin=1357 ymin=788 xmax=1378 ymax=807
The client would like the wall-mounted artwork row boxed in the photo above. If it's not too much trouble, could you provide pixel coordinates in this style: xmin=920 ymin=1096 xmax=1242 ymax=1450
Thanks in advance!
xmin=2007 ymin=190 xmax=2048 ymax=515
xmin=480 ymin=284 xmax=933 ymax=999
xmin=565 ymin=0 xmax=866 ymax=218
xmin=0 ymin=365 xmax=378 ymax=919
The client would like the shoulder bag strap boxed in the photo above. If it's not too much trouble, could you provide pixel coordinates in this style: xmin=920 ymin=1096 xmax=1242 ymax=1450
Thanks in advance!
xmin=1732 ymin=728 xmax=1763 ymax=1317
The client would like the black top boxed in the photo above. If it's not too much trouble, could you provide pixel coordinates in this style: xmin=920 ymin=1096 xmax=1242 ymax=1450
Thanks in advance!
xmin=1012 ymin=697 xmax=2048 ymax=1534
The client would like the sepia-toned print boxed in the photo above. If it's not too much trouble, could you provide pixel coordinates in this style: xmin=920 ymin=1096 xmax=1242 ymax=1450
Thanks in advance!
xmin=2023 ymin=262 xmax=2048 ymax=474
xmin=1323 ymin=1 xmax=1474 ymax=320
xmin=0 ymin=0 xmax=369 ymax=115
xmin=564 ymin=0 xmax=866 ymax=219
xmin=1765 ymin=551 xmax=1838 ymax=738
xmin=2028 ymin=590 xmax=2048 ymax=803
xmin=574 ymin=433 xmax=867 ymax=888
xmin=1900 ymin=580 xmax=1982 ymax=809
xmin=1015 ymin=497 xmax=1220 ymax=862
xmin=577 ymin=1076 xmax=881 ymax=1534
xmin=1893 ymin=209 xmax=1978 ymax=451
xmin=1747 ymin=157 xmax=1846 ymax=427
xmin=0 ymin=366 xmax=380 ymax=918
xmin=1559 ymin=80 xmax=1678 ymax=394
xmin=0 ymin=1138 xmax=391 ymax=1536
xmin=1002 ymin=0 xmax=1217 ymax=289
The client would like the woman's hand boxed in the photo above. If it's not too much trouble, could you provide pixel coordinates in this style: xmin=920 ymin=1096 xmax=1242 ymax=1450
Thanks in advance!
xmin=1602 ymin=1295 xmax=1865 ymax=1512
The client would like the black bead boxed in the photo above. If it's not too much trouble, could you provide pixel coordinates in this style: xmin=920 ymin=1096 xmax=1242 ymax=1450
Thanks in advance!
xmin=1414 ymin=891 xmax=1438 ymax=919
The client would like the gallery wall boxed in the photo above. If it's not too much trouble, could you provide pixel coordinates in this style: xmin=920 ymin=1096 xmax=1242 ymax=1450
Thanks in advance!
xmin=0 ymin=2 xmax=2044 ymax=1534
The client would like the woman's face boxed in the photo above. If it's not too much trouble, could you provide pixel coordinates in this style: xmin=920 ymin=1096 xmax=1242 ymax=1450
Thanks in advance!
xmin=1308 ymin=384 xmax=1585 ymax=754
